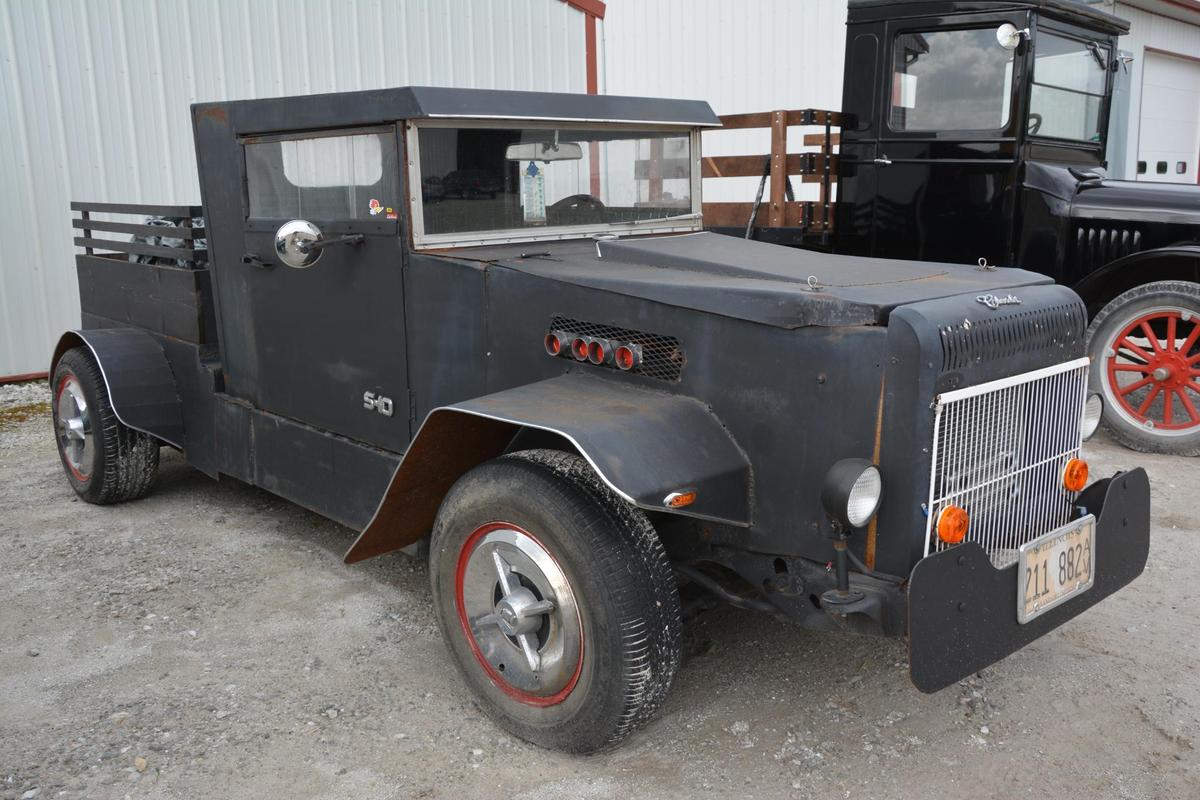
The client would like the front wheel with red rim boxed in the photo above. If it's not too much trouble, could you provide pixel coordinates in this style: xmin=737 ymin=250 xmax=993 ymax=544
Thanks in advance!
xmin=430 ymin=449 xmax=682 ymax=753
xmin=1088 ymin=280 xmax=1200 ymax=456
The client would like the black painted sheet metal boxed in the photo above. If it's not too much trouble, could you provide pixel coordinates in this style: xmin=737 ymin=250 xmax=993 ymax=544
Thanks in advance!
xmin=484 ymin=233 xmax=1055 ymax=329
xmin=448 ymin=373 xmax=753 ymax=526
xmin=51 ymin=328 xmax=185 ymax=448
xmin=344 ymin=373 xmax=753 ymax=564
xmin=908 ymin=469 xmax=1151 ymax=693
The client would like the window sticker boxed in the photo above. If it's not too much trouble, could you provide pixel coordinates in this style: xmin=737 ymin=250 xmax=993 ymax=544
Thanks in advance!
xmin=368 ymin=198 xmax=384 ymax=216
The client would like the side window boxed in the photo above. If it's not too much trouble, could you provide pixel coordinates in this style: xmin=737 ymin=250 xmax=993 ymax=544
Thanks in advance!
xmin=889 ymin=28 xmax=1015 ymax=132
xmin=1028 ymin=30 xmax=1109 ymax=143
xmin=245 ymin=130 xmax=399 ymax=221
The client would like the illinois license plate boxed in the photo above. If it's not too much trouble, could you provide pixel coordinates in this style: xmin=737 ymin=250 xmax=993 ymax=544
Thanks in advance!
xmin=1017 ymin=515 xmax=1095 ymax=624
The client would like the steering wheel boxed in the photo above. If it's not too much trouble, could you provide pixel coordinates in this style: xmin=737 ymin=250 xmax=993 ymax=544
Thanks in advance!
xmin=549 ymin=194 xmax=605 ymax=212
xmin=1028 ymin=113 xmax=1043 ymax=136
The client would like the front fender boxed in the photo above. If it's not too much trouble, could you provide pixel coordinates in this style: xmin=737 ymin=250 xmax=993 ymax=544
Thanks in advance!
xmin=1072 ymin=244 xmax=1200 ymax=300
xmin=344 ymin=373 xmax=751 ymax=564
xmin=50 ymin=328 xmax=184 ymax=448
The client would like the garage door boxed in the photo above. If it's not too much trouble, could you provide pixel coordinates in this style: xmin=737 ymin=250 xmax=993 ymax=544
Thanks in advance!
xmin=1137 ymin=51 xmax=1200 ymax=184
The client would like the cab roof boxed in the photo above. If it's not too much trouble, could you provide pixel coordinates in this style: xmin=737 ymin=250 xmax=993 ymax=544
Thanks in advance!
xmin=847 ymin=0 xmax=1130 ymax=35
xmin=193 ymin=86 xmax=721 ymax=137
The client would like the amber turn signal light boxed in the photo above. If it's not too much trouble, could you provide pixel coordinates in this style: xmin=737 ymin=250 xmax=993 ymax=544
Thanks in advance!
xmin=1062 ymin=458 xmax=1088 ymax=492
xmin=663 ymin=489 xmax=697 ymax=508
xmin=936 ymin=505 xmax=969 ymax=545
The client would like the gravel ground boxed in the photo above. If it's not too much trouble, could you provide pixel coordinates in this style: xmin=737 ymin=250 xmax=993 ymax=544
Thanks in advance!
xmin=1 ymin=379 xmax=1197 ymax=800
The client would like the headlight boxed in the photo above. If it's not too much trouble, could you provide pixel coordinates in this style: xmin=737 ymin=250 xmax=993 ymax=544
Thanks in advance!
xmin=821 ymin=458 xmax=883 ymax=529
xmin=1081 ymin=393 xmax=1102 ymax=441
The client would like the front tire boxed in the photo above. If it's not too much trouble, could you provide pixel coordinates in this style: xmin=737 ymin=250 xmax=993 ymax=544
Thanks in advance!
xmin=51 ymin=347 xmax=160 ymax=503
xmin=429 ymin=449 xmax=682 ymax=753
xmin=1087 ymin=280 xmax=1200 ymax=455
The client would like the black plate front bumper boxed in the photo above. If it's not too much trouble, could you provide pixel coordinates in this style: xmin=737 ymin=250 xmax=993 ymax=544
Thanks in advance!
xmin=907 ymin=468 xmax=1151 ymax=693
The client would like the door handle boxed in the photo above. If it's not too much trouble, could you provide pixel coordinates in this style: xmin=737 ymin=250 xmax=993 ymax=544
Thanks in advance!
xmin=297 ymin=233 xmax=366 ymax=255
xmin=874 ymin=156 xmax=893 ymax=167
xmin=241 ymin=252 xmax=271 ymax=268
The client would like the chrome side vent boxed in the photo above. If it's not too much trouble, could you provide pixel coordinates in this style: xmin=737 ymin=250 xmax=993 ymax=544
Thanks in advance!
xmin=1075 ymin=225 xmax=1141 ymax=272
xmin=549 ymin=316 xmax=684 ymax=382
xmin=939 ymin=303 xmax=1087 ymax=372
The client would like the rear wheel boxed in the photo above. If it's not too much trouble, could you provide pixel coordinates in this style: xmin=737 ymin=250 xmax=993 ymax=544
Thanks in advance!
xmin=429 ymin=449 xmax=681 ymax=753
xmin=1087 ymin=280 xmax=1200 ymax=455
xmin=51 ymin=347 xmax=160 ymax=503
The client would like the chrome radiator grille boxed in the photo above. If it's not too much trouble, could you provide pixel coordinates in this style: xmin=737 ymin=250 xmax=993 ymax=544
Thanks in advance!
xmin=924 ymin=358 xmax=1090 ymax=567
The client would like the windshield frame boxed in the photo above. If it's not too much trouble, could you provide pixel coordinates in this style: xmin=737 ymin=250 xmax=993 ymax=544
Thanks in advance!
xmin=406 ymin=119 xmax=704 ymax=249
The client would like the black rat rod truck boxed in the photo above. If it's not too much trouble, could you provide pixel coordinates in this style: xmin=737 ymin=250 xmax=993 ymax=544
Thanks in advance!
xmin=52 ymin=86 xmax=1149 ymax=753
xmin=709 ymin=0 xmax=1200 ymax=456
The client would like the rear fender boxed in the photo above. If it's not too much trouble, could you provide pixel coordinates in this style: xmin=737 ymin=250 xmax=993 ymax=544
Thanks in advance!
xmin=343 ymin=373 xmax=751 ymax=564
xmin=50 ymin=329 xmax=184 ymax=448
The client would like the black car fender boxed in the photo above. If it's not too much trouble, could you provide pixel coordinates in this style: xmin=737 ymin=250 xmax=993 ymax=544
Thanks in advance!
xmin=343 ymin=372 xmax=752 ymax=564
xmin=1072 ymin=244 xmax=1200 ymax=307
xmin=50 ymin=328 xmax=184 ymax=448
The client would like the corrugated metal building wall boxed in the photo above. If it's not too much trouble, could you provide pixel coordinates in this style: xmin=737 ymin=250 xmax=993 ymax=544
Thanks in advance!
xmin=0 ymin=0 xmax=589 ymax=378
xmin=603 ymin=0 xmax=848 ymax=202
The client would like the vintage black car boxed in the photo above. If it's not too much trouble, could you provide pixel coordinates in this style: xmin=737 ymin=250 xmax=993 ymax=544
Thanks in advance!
xmin=768 ymin=0 xmax=1200 ymax=455
xmin=52 ymin=87 xmax=1150 ymax=753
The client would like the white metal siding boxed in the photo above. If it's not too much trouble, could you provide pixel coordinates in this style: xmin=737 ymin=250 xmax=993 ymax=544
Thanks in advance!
xmin=600 ymin=0 xmax=849 ymax=202
xmin=0 ymin=0 xmax=587 ymax=378
xmin=1115 ymin=2 xmax=1200 ymax=181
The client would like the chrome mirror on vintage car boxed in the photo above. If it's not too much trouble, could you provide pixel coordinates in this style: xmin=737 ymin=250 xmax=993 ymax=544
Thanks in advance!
xmin=275 ymin=219 xmax=324 ymax=268
xmin=504 ymin=141 xmax=583 ymax=162
xmin=995 ymin=22 xmax=1029 ymax=51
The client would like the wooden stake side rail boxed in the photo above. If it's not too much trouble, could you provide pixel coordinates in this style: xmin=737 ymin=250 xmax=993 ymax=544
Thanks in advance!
xmin=701 ymin=108 xmax=841 ymax=235
xmin=71 ymin=202 xmax=207 ymax=267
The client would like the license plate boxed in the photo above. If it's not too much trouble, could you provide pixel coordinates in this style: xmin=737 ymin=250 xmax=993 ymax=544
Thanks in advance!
xmin=1017 ymin=515 xmax=1095 ymax=624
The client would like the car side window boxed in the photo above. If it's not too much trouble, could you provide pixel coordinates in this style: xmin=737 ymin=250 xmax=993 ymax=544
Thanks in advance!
xmin=889 ymin=27 xmax=1015 ymax=132
xmin=245 ymin=130 xmax=399 ymax=221
xmin=1027 ymin=30 xmax=1109 ymax=143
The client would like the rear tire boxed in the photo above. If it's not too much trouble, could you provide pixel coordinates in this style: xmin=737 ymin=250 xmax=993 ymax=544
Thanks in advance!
xmin=1087 ymin=280 xmax=1200 ymax=456
xmin=429 ymin=449 xmax=681 ymax=753
xmin=51 ymin=347 xmax=160 ymax=503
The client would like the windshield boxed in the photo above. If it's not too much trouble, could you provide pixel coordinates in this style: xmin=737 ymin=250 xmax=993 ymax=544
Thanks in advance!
xmin=412 ymin=124 xmax=697 ymax=246
xmin=1028 ymin=30 xmax=1109 ymax=143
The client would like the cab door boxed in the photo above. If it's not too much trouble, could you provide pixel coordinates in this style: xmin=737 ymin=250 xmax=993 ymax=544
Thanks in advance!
xmin=239 ymin=126 xmax=410 ymax=453
xmin=855 ymin=12 xmax=1029 ymax=265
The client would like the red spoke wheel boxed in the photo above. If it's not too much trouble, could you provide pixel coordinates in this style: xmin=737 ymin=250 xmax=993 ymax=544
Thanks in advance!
xmin=429 ymin=449 xmax=682 ymax=753
xmin=1088 ymin=281 xmax=1200 ymax=455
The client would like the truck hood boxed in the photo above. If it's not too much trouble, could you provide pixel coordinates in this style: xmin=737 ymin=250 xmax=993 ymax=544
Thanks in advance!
xmin=1025 ymin=161 xmax=1200 ymax=228
xmin=1073 ymin=178 xmax=1200 ymax=228
xmin=446 ymin=232 xmax=1054 ymax=329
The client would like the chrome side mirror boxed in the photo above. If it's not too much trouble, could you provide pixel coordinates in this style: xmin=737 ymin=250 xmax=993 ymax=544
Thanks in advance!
xmin=275 ymin=219 xmax=323 ymax=268
xmin=996 ymin=23 xmax=1029 ymax=51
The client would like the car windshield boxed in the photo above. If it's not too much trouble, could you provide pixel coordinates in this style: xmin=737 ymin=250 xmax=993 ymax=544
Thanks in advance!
xmin=412 ymin=124 xmax=697 ymax=246
xmin=1028 ymin=30 xmax=1109 ymax=143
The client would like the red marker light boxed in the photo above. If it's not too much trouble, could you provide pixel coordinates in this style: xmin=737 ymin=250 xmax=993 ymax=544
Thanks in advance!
xmin=571 ymin=337 xmax=590 ymax=361
xmin=615 ymin=344 xmax=641 ymax=371
xmin=588 ymin=339 xmax=610 ymax=365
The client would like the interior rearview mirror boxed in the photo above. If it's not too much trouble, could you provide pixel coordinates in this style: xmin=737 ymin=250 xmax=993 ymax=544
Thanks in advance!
xmin=505 ymin=142 xmax=583 ymax=162
xmin=996 ymin=23 xmax=1029 ymax=51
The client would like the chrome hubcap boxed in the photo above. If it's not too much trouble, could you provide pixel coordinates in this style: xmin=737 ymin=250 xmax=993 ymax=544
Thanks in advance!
xmin=55 ymin=376 xmax=93 ymax=478
xmin=459 ymin=526 xmax=581 ymax=698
